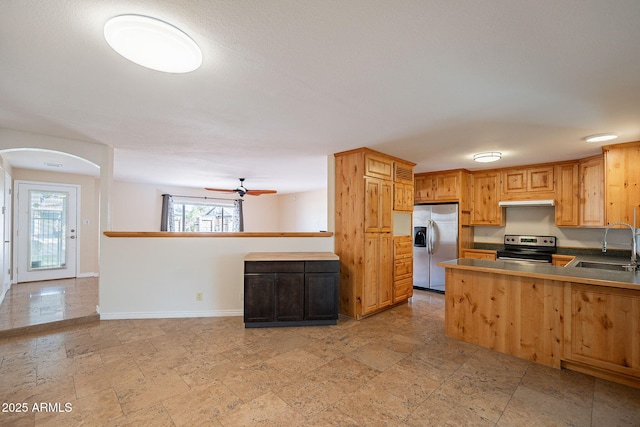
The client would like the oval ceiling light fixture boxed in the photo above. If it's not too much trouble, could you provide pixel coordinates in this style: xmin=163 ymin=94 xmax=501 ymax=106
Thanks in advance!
xmin=473 ymin=152 xmax=502 ymax=163
xmin=584 ymin=133 xmax=618 ymax=143
xmin=104 ymin=14 xmax=202 ymax=73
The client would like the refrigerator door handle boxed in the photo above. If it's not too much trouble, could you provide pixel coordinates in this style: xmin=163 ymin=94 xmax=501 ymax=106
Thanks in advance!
xmin=428 ymin=220 xmax=435 ymax=254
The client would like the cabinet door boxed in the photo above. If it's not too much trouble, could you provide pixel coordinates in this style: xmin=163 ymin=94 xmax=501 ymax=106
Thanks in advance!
xmin=604 ymin=143 xmax=640 ymax=225
xmin=365 ymin=153 xmax=394 ymax=180
xmin=365 ymin=177 xmax=393 ymax=232
xmin=393 ymin=277 xmax=413 ymax=303
xmin=414 ymin=175 xmax=437 ymax=203
xmin=275 ymin=273 xmax=304 ymax=321
xmin=471 ymin=172 xmax=503 ymax=225
xmin=568 ymin=285 xmax=640 ymax=376
xmin=580 ymin=155 xmax=605 ymax=226
xmin=378 ymin=234 xmax=393 ymax=308
xmin=555 ymin=163 xmax=579 ymax=226
xmin=461 ymin=249 xmax=497 ymax=260
xmin=528 ymin=166 xmax=555 ymax=192
xmin=363 ymin=233 xmax=393 ymax=314
xmin=394 ymin=183 xmax=414 ymax=211
xmin=305 ymin=273 xmax=338 ymax=320
xmin=363 ymin=234 xmax=380 ymax=314
xmin=436 ymin=173 xmax=460 ymax=200
xmin=244 ymin=274 xmax=275 ymax=323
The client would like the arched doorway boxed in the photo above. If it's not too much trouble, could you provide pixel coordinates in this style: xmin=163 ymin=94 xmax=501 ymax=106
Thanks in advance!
xmin=0 ymin=148 xmax=101 ymax=333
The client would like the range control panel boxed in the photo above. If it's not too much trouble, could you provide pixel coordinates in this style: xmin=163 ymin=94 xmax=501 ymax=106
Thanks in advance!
xmin=503 ymin=235 xmax=556 ymax=247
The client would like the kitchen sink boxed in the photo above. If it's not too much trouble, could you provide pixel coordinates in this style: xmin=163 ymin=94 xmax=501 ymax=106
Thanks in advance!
xmin=574 ymin=261 xmax=637 ymax=272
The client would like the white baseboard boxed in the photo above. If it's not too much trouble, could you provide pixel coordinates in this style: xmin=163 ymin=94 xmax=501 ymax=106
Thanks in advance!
xmin=99 ymin=309 xmax=243 ymax=320
xmin=77 ymin=272 xmax=99 ymax=278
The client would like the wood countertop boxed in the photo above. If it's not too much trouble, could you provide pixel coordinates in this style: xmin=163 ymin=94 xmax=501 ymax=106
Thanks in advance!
xmin=245 ymin=252 xmax=339 ymax=261
xmin=104 ymin=231 xmax=333 ymax=238
xmin=440 ymin=258 xmax=640 ymax=291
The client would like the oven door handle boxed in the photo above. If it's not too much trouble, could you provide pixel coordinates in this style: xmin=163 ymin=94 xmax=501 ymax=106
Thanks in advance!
xmin=497 ymin=256 xmax=551 ymax=264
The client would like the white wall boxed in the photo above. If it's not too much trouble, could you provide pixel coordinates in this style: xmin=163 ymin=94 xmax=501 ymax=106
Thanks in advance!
xmin=277 ymin=189 xmax=328 ymax=232
xmin=474 ymin=206 xmax=635 ymax=250
xmin=99 ymin=235 xmax=334 ymax=318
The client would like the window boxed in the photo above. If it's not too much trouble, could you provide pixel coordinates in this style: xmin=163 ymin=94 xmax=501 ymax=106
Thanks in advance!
xmin=161 ymin=195 xmax=243 ymax=232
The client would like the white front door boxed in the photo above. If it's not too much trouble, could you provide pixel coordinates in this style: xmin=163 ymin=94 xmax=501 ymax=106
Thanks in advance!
xmin=16 ymin=182 xmax=78 ymax=282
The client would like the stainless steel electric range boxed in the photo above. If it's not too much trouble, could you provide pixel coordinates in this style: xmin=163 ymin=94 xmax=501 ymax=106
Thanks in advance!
xmin=496 ymin=234 xmax=557 ymax=265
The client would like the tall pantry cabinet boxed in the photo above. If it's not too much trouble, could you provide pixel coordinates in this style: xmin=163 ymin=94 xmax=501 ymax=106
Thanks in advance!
xmin=334 ymin=148 xmax=415 ymax=319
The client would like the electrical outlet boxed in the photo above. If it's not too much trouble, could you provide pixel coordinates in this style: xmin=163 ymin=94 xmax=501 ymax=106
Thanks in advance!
xmin=239 ymin=292 xmax=243 ymax=302
xmin=196 ymin=292 xmax=203 ymax=301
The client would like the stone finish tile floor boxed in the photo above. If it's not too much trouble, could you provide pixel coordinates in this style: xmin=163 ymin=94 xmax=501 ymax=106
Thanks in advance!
xmin=0 ymin=278 xmax=98 ymax=335
xmin=1 ymin=290 xmax=639 ymax=426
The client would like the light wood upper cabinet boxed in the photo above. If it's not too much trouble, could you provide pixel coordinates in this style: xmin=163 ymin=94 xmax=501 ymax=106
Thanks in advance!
xmin=555 ymin=163 xmax=579 ymax=226
xmin=579 ymin=155 xmax=605 ymax=227
xmin=394 ymin=183 xmax=414 ymax=211
xmin=501 ymin=166 xmax=555 ymax=199
xmin=471 ymin=171 xmax=503 ymax=226
xmin=414 ymin=170 xmax=466 ymax=203
xmin=365 ymin=153 xmax=394 ymax=180
xmin=604 ymin=142 xmax=640 ymax=225
xmin=414 ymin=175 xmax=437 ymax=202
xmin=393 ymin=160 xmax=414 ymax=211
xmin=364 ymin=177 xmax=393 ymax=233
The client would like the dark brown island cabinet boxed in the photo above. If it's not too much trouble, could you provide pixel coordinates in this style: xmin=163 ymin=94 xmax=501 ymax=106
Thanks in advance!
xmin=243 ymin=252 xmax=339 ymax=328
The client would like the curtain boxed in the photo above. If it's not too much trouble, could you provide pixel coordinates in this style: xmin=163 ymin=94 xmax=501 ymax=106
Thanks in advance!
xmin=160 ymin=194 xmax=174 ymax=231
xmin=234 ymin=199 xmax=244 ymax=232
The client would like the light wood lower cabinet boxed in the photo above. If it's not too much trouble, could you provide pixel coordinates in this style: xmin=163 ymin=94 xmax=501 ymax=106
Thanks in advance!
xmin=363 ymin=233 xmax=393 ymax=315
xmin=393 ymin=235 xmax=413 ymax=303
xmin=461 ymin=249 xmax=497 ymax=260
xmin=564 ymin=284 xmax=640 ymax=385
xmin=443 ymin=266 xmax=640 ymax=388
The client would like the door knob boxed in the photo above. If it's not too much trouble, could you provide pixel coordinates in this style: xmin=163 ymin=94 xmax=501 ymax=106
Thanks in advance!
xmin=70 ymin=236 xmax=76 ymax=239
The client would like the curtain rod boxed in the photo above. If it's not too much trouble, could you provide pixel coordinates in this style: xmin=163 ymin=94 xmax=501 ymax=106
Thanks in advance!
xmin=162 ymin=194 xmax=241 ymax=202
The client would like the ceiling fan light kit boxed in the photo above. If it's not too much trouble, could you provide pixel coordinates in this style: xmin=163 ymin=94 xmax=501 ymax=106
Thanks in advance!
xmin=205 ymin=178 xmax=277 ymax=197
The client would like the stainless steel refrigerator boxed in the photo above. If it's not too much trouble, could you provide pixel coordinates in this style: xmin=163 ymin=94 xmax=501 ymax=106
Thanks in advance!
xmin=413 ymin=203 xmax=458 ymax=293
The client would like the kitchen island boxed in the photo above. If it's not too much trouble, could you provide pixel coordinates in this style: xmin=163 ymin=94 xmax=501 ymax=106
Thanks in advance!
xmin=440 ymin=258 xmax=640 ymax=388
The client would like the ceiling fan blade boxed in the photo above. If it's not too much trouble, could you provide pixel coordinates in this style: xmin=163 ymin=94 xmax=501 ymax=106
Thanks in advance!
xmin=204 ymin=187 xmax=238 ymax=193
xmin=245 ymin=189 xmax=277 ymax=196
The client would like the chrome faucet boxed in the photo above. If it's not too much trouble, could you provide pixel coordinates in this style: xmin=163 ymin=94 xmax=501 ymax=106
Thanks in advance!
xmin=602 ymin=222 xmax=638 ymax=270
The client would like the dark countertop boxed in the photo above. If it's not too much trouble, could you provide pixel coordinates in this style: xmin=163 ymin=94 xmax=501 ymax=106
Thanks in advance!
xmin=439 ymin=256 xmax=640 ymax=290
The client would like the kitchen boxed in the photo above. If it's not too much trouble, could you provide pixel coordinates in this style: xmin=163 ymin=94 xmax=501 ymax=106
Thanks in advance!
xmin=334 ymin=141 xmax=640 ymax=390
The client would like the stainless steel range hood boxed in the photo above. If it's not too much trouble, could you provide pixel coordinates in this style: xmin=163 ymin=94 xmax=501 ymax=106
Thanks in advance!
xmin=498 ymin=199 xmax=555 ymax=207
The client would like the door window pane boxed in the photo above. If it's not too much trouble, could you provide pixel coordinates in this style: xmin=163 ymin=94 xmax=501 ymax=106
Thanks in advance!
xmin=29 ymin=190 xmax=68 ymax=270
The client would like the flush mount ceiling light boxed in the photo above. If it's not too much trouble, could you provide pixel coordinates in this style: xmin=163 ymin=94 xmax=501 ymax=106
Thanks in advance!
xmin=104 ymin=14 xmax=202 ymax=73
xmin=473 ymin=152 xmax=502 ymax=163
xmin=584 ymin=133 xmax=618 ymax=143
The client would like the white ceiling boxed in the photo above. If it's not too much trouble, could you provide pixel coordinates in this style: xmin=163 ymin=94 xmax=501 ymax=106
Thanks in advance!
xmin=1 ymin=1 xmax=639 ymax=194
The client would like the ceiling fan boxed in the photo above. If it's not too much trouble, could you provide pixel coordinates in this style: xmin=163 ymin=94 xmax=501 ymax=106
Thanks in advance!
xmin=205 ymin=178 xmax=277 ymax=197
